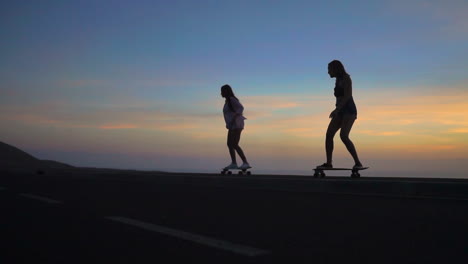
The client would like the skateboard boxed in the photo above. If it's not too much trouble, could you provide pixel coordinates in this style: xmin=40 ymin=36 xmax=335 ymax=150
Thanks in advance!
xmin=221 ymin=168 xmax=252 ymax=175
xmin=313 ymin=167 xmax=369 ymax=178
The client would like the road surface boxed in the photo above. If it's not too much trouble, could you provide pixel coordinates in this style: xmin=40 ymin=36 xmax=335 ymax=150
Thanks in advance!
xmin=1 ymin=168 xmax=467 ymax=263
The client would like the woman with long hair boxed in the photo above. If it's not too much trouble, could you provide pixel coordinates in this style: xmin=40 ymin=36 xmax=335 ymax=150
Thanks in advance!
xmin=221 ymin=84 xmax=251 ymax=170
xmin=317 ymin=60 xmax=363 ymax=169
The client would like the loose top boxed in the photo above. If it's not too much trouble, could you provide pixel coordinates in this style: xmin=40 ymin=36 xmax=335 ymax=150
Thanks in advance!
xmin=223 ymin=97 xmax=246 ymax=130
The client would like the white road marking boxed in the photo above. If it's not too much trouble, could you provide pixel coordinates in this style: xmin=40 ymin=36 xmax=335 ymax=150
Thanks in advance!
xmin=18 ymin=193 xmax=63 ymax=204
xmin=106 ymin=216 xmax=270 ymax=257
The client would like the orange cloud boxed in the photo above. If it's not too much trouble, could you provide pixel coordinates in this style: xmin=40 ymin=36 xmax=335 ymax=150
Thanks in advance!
xmin=383 ymin=144 xmax=458 ymax=152
xmin=2 ymin=82 xmax=468 ymax=162
xmin=99 ymin=124 xmax=138 ymax=130
xmin=242 ymin=95 xmax=329 ymax=111
xmin=448 ymin=128 xmax=468 ymax=134
xmin=358 ymin=130 xmax=403 ymax=136
xmin=155 ymin=123 xmax=199 ymax=131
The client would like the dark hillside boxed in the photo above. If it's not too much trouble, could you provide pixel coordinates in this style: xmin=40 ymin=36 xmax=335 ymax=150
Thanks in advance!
xmin=0 ymin=141 xmax=73 ymax=170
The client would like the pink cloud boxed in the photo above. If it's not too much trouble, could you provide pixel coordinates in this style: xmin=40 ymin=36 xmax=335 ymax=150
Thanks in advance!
xmin=99 ymin=124 xmax=138 ymax=130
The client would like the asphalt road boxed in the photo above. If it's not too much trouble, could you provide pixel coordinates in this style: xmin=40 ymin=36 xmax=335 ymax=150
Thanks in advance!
xmin=1 ymin=169 xmax=468 ymax=263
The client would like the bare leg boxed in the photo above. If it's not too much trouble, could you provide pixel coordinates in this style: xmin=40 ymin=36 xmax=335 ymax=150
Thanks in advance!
xmin=339 ymin=114 xmax=362 ymax=166
xmin=233 ymin=129 xmax=248 ymax=163
xmin=227 ymin=130 xmax=237 ymax=164
xmin=227 ymin=129 xmax=248 ymax=164
xmin=325 ymin=116 xmax=342 ymax=165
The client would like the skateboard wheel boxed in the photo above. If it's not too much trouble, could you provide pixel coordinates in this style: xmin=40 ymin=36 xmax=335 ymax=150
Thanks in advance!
xmin=320 ymin=172 xmax=326 ymax=178
xmin=313 ymin=172 xmax=319 ymax=178
xmin=227 ymin=171 xmax=232 ymax=175
xmin=238 ymin=171 xmax=243 ymax=175
xmin=246 ymin=171 xmax=251 ymax=175
xmin=221 ymin=170 xmax=225 ymax=175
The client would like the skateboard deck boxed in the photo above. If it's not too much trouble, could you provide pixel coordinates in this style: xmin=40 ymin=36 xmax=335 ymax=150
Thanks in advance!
xmin=221 ymin=168 xmax=252 ymax=175
xmin=313 ymin=167 xmax=369 ymax=178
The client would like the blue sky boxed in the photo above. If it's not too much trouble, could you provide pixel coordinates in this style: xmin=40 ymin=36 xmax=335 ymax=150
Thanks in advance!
xmin=3 ymin=1 xmax=466 ymax=87
xmin=1 ymin=0 xmax=467 ymax=176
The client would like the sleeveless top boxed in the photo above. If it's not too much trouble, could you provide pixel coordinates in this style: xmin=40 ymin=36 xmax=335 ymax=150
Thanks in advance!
xmin=334 ymin=75 xmax=357 ymax=116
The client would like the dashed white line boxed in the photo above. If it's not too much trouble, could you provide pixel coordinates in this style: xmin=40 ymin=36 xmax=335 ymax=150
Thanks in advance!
xmin=106 ymin=216 xmax=270 ymax=257
xmin=18 ymin=193 xmax=63 ymax=204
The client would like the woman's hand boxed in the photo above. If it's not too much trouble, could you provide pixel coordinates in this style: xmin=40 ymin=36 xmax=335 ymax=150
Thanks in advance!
xmin=329 ymin=109 xmax=337 ymax=119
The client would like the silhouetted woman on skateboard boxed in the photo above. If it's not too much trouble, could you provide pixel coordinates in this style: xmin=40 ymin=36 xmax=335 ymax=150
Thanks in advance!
xmin=317 ymin=60 xmax=363 ymax=169
xmin=221 ymin=84 xmax=251 ymax=170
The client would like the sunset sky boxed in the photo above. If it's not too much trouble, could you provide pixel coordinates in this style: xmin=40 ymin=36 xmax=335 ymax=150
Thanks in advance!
xmin=1 ymin=0 xmax=467 ymax=177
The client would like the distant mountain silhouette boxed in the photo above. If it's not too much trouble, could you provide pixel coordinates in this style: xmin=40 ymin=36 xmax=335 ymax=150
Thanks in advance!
xmin=0 ymin=141 xmax=38 ymax=161
xmin=0 ymin=141 xmax=73 ymax=170
xmin=41 ymin=159 xmax=74 ymax=169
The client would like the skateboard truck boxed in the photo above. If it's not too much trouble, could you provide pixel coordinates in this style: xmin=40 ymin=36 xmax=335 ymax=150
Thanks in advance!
xmin=313 ymin=167 xmax=369 ymax=178
xmin=221 ymin=168 xmax=251 ymax=175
